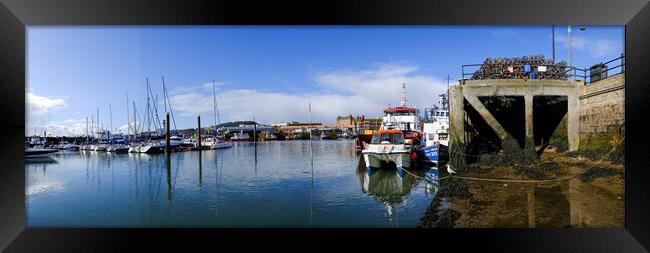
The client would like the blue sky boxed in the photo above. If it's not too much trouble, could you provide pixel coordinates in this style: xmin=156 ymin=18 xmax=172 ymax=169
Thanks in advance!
xmin=27 ymin=26 xmax=624 ymax=136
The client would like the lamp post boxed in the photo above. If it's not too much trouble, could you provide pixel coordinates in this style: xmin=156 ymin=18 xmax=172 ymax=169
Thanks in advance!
xmin=552 ymin=25 xmax=555 ymax=62
xmin=567 ymin=25 xmax=576 ymax=80
xmin=568 ymin=26 xmax=587 ymax=80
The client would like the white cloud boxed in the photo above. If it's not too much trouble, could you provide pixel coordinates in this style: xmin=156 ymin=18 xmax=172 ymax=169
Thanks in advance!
xmin=26 ymin=91 xmax=65 ymax=116
xmin=26 ymin=91 xmax=68 ymax=136
xmin=169 ymin=63 xmax=448 ymax=125
xmin=556 ymin=35 xmax=620 ymax=58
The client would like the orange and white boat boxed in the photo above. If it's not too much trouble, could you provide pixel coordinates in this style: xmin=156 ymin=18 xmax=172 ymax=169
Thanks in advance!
xmin=362 ymin=84 xmax=422 ymax=176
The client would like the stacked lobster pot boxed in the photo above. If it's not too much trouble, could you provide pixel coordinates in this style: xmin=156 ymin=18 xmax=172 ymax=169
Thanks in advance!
xmin=471 ymin=55 xmax=568 ymax=80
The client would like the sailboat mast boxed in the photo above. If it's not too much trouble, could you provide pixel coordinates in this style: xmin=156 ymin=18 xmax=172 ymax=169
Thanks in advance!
xmin=162 ymin=76 xmax=177 ymax=131
xmin=133 ymin=101 xmax=138 ymax=137
xmin=126 ymin=93 xmax=130 ymax=136
xmin=109 ymin=103 xmax=113 ymax=142
xmin=212 ymin=80 xmax=218 ymax=134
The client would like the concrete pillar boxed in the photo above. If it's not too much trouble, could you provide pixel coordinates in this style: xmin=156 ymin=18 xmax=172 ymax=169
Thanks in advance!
xmin=524 ymin=94 xmax=534 ymax=139
xmin=449 ymin=85 xmax=466 ymax=166
xmin=567 ymin=90 xmax=579 ymax=151
xmin=449 ymin=85 xmax=465 ymax=144
xmin=463 ymin=94 xmax=507 ymax=140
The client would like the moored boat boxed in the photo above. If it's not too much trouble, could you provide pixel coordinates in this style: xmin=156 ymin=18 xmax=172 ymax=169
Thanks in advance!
xmin=362 ymin=129 xmax=412 ymax=177
xmin=230 ymin=130 xmax=251 ymax=142
xmin=25 ymin=147 xmax=59 ymax=158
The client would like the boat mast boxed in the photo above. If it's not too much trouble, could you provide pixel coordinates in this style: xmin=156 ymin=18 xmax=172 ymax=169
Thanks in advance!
xmin=162 ymin=76 xmax=177 ymax=131
xmin=126 ymin=93 xmax=130 ymax=137
xmin=212 ymin=80 xmax=218 ymax=135
xmin=145 ymin=78 xmax=152 ymax=136
xmin=133 ymin=101 xmax=138 ymax=138
xmin=400 ymin=83 xmax=407 ymax=107
xmin=109 ymin=103 xmax=113 ymax=142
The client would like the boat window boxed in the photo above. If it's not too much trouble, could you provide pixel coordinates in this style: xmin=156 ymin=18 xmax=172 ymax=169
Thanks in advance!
xmin=393 ymin=133 xmax=403 ymax=144
xmin=371 ymin=133 xmax=380 ymax=144
xmin=380 ymin=133 xmax=391 ymax=143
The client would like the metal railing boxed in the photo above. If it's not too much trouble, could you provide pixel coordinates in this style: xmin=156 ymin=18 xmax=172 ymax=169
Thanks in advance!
xmin=461 ymin=54 xmax=625 ymax=85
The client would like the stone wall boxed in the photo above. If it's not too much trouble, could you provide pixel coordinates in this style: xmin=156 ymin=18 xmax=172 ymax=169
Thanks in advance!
xmin=578 ymin=74 xmax=625 ymax=150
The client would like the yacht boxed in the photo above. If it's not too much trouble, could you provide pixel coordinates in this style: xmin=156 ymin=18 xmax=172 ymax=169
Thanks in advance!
xmin=25 ymin=147 xmax=59 ymax=158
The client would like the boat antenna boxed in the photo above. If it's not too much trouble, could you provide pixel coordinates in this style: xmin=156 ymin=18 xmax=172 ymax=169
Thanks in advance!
xmin=400 ymin=83 xmax=407 ymax=107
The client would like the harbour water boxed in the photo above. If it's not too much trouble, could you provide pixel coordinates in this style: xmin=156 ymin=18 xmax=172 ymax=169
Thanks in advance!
xmin=26 ymin=140 xmax=438 ymax=227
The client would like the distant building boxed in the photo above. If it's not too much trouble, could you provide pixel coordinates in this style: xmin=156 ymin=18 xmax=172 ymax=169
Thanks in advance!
xmin=335 ymin=115 xmax=382 ymax=132
xmin=278 ymin=122 xmax=327 ymax=135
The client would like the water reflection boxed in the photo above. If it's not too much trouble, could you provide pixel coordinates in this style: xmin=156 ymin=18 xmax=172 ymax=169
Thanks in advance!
xmin=449 ymin=177 xmax=624 ymax=228
xmin=27 ymin=141 xmax=436 ymax=227
xmin=356 ymin=157 xmax=439 ymax=222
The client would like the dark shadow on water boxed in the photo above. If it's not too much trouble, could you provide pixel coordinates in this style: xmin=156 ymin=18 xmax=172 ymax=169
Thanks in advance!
xmin=25 ymin=157 xmax=58 ymax=164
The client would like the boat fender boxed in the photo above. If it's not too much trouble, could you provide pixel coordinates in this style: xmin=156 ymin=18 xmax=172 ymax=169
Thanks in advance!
xmin=410 ymin=152 xmax=417 ymax=160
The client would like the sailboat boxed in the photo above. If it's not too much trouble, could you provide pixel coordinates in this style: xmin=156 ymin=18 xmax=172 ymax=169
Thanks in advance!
xmin=204 ymin=80 xmax=232 ymax=149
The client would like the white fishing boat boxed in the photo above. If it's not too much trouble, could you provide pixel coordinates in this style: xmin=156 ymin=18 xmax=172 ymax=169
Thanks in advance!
xmin=362 ymin=129 xmax=412 ymax=177
xmin=422 ymin=93 xmax=449 ymax=147
xmin=362 ymin=84 xmax=422 ymax=177
xmin=25 ymin=147 xmax=59 ymax=158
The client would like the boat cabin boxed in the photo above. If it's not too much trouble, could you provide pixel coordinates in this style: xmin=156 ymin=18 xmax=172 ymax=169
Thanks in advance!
xmin=370 ymin=130 xmax=404 ymax=145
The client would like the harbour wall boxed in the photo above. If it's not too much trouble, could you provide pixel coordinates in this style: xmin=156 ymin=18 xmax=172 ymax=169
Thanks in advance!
xmin=578 ymin=74 xmax=625 ymax=150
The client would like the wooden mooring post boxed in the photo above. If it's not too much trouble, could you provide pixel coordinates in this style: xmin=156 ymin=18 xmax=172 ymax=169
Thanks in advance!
xmin=197 ymin=115 xmax=201 ymax=151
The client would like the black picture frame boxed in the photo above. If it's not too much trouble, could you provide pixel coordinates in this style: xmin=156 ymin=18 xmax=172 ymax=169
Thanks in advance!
xmin=1 ymin=0 xmax=648 ymax=252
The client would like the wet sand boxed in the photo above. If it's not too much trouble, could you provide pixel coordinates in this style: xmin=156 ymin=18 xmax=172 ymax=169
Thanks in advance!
xmin=418 ymin=148 xmax=624 ymax=228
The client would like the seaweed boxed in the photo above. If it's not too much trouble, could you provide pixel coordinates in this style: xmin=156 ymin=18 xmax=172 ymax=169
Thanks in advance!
xmin=538 ymin=161 xmax=560 ymax=171
xmin=514 ymin=165 xmax=551 ymax=180
xmin=417 ymin=195 xmax=461 ymax=228
xmin=578 ymin=167 xmax=624 ymax=182
xmin=438 ymin=177 xmax=473 ymax=198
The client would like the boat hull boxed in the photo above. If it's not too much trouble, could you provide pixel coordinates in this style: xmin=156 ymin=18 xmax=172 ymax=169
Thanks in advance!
xmin=25 ymin=148 xmax=59 ymax=158
xmin=362 ymin=151 xmax=410 ymax=177
xmin=211 ymin=142 xmax=233 ymax=149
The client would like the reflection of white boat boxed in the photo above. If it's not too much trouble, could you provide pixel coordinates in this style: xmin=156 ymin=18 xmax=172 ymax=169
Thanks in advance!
xmin=25 ymin=147 xmax=59 ymax=158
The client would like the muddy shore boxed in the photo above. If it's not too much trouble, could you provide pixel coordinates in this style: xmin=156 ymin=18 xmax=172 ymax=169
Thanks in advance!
xmin=418 ymin=148 xmax=624 ymax=228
